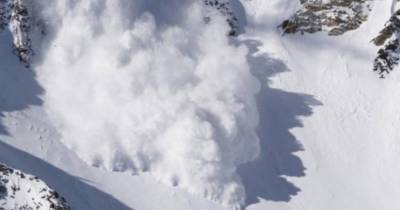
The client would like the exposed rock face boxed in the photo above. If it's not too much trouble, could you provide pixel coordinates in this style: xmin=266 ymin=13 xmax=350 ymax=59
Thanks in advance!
xmin=372 ymin=10 xmax=400 ymax=78
xmin=0 ymin=163 xmax=71 ymax=210
xmin=280 ymin=0 xmax=373 ymax=36
xmin=0 ymin=0 xmax=33 ymax=66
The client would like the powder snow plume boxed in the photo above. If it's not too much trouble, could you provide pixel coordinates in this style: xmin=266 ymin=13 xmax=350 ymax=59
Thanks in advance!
xmin=35 ymin=0 xmax=260 ymax=208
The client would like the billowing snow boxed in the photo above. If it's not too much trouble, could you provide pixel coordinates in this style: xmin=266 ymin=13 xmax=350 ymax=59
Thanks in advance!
xmin=35 ymin=0 xmax=260 ymax=208
xmin=1 ymin=0 xmax=400 ymax=210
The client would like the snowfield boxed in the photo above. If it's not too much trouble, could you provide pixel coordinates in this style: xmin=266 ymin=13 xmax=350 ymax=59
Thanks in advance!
xmin=1 ymin=0 xmax=400 ymax=210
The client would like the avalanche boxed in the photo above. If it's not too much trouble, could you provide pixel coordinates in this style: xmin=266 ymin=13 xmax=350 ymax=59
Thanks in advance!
xmin=1 ymin=0 xmax=400 ymax=210
xmin=35 ymin=0 xmax=260 ymax=208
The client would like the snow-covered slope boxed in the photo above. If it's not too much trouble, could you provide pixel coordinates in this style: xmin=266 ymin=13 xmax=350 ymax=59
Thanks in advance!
xmin=1 ymin=0 xmax=400 ymax=210
xmin=0 ymin=163 xmax=71 ymax=210
xmin=241 ymin=0 xmax=400 ymax=210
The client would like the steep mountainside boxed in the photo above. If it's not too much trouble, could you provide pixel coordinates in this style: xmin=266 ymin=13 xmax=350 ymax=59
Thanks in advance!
xmin=0 ymin=0 xmax=400 ymax=210
xmin=0 ymin=164 xmax=70 ymax=210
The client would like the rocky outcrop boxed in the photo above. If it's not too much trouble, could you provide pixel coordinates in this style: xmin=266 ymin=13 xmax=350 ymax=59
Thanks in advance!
xmin=0 ymin=163 xmax=71 ymax=210
xmin=280 ymin=0 xmax=373 ymax=36
xmin=372 ymin=10 xmax=400 ymax=78
xmin=0 ymin=0 xmax=33 ymax=66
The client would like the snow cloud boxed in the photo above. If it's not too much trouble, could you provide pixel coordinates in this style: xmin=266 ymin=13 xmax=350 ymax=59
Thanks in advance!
xmin=36 ymin=0 xmax=260 ymax=208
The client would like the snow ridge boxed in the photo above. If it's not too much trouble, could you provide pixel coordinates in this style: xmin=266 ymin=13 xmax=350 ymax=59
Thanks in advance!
xmin=0 ymin=163 xmax=71 ymax=210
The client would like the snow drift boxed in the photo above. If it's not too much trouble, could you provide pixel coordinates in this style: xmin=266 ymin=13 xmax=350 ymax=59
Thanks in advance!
xmin=35 ymin=0 xmax=260 ymax=208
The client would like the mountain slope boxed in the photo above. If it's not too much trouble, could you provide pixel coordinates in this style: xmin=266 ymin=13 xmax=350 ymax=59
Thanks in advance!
xmin=0 ymin=163 xmax=71 ymax=210
xmin=0 ymin=0 xmax=400 ymax=210
xmin=242 ymin=0 xmax=400 ymax=209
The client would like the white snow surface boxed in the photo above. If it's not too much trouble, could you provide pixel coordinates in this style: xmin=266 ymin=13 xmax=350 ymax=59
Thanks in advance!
xmin=0 ymin=0 xmax=400 ymax=210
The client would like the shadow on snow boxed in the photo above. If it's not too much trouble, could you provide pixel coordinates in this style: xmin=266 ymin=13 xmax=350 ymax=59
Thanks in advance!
xmin=238 ymin=39 xmax=322 ymax=207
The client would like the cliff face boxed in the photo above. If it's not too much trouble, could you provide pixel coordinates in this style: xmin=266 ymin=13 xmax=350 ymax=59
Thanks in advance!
xmin=0 ymin=164 xmax=71 ymax=210
xmin=0 ymin=0 xmax=34 ymax=66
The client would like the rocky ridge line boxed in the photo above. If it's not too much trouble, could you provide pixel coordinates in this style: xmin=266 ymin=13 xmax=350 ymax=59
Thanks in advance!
xmin=0 ymin=163 xmax=71 ymax=210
